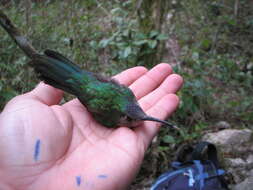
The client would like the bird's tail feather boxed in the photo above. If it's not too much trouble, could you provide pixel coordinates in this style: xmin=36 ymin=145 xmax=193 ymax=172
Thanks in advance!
xmin=33 ymin=50 xmax=84 ymax=95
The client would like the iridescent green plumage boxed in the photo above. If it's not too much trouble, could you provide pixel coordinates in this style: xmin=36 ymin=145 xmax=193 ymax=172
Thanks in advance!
xmin=0 ymin=10 xmax=179 ymax=129
xmin=33 ymin=49 xmax=144 ymax=127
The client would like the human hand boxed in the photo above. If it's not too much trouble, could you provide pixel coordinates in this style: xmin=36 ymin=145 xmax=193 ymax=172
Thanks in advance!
xmin=0 ymin=63 xmax=183 ymax=190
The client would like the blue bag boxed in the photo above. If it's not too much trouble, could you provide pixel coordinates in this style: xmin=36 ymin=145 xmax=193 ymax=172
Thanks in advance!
xmin=151 ymin=142 xmax=229 ymax=190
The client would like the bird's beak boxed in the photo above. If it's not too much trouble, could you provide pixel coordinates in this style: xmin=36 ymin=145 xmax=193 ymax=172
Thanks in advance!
xmin=141 ymin=116 xmax=180 ymax=131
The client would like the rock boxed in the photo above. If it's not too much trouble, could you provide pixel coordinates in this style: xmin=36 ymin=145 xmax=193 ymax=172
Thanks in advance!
xmin=215 ymin=121 xmax=231 ymax=130
xmin=202 ymin=129 xmax=252 ymax=146
xmin=202 ymin=129 xmax=253 ymax=188
xmin=232 ymin=170 xmax=253 ymax=190
xmin=247 ymin=155 xmax=253 ymax=164
xmin=202 ymin=129 xmax=253 ymax=154
xmin=226 ymin=158 xmax=247 ymax=168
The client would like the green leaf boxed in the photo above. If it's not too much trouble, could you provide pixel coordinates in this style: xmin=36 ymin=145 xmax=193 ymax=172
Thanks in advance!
xmin=123 ymin=29 xmax=130 ymax=37
xmin=115 ymin=42 xmax=127 ymax=48
xmin=123 ymin=46 xmax=132 ymax=58
xmin=99 ymin=38 xmax=112 ymax=48
xmin=89 ymin=40 xmax=97 ymax=48
xmin=162 ymin=135 xmax=176 ymax=144
xmin=149 ymin=30 xmax=159 ymax=38
xmin=156 ymin=34 xmax=168 ymax=41
xmin=192 ymin=52 xmax=199 ymax=60
xmin=135 ymin=32 xmax=147 ymax=40
xmin=133 ymin=40 xmax=148 ymax=46
xmin=122 ymin=0 xmax=131 ymax=7
xmin=148 ymin=40 xmax=157 ymax=49
xmin=201 ymin=39 xmax=211 ymax=49
xmin=110 ymin=7 xmax=121 ymax=14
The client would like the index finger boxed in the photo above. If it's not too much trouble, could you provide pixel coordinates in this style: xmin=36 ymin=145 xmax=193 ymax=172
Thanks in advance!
xmin=113 ymin=66 xmax=148 ymax=86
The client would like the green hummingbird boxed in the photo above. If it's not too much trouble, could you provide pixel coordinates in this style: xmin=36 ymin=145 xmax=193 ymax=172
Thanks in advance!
xmin=0 ymin=10 xmax=179 ymax=129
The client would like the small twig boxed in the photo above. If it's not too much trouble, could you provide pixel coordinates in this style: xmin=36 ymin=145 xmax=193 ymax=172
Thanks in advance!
xmin=234 ymin=0 xmax=239 ymax=18
xmin=211 ymin=0 xmax=225 ymax=55
xmin=211 ymin=23 xmax=222 ymax=55
xmin=25 ymin=0 xmax=32 ymax=28
xmin=136 ymin=0 xmax=143 ymax=11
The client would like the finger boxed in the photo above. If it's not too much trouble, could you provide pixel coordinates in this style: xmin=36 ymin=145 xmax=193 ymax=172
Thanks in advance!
xmin=113 ymin=66 xmax=148 ymax=86
xmin=135 ymin=94 xmax=180 ymax=150
xmin=139 ymin=74 xmax=183 ymax=111
xmin=27 ymin=82 xmax=63 ymax=105
xmin=129 ymin=63 xmax=172 ymax=99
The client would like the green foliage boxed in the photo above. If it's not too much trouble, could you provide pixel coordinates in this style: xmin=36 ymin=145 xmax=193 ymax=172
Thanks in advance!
xmin=98 ymin=5 xmax=168 ymax=67
xmin=172 ymin=53 xmax=253 ymax=128
xmin=166 ymin=0 xmax=253 ymax=129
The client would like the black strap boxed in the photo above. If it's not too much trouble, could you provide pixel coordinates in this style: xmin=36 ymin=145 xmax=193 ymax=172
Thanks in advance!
xmin=191 ymin=141 xmax=219 ymax=167
xmin=174 ymin=143 xmax=194 ymax=163
xmin=175 ymin=141 xmax=219 ymax=166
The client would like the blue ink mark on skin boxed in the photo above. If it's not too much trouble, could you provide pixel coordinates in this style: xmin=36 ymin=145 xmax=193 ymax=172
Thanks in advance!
xmin=34 ymin=139 xmax=41 ymax=161
xmin=98 ymin=174 xmax=108 ymax=179
xmin=76 ymin=176 xmax=81 ymax=186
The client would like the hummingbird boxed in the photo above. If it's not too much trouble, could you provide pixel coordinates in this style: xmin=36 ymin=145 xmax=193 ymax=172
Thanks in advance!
xmin=0 ymin=10 xmax=179 ymax=129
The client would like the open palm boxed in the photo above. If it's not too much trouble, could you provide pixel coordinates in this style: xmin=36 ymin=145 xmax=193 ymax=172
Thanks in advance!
xmin=0 ymin=64 xmax=183 ymax=190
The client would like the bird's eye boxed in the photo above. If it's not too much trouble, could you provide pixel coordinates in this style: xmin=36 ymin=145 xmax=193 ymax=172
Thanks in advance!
xmin=122 ymin=115 xmax=132 ymax=122
xmin=126 ymin=116 xmax=132 ymax=122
